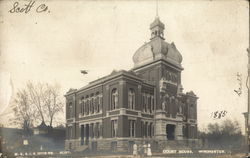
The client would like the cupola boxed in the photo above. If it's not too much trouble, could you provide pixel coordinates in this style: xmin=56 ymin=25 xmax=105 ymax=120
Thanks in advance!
xmin=150 ymin=16 xmax=165 ymax=40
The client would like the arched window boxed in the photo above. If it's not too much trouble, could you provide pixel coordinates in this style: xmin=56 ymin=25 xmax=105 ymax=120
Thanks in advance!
xmin=148 ymin=94 xmax=151 ymax=113
xmin=69 ymin=102 xmax=73 ymax=118
xmin=85 ymin=96 xmax=89 ymax=115
xmin=151 ymin=95 xmax=154 ymax=112
xmin=190 ymin=104 xmax=194 ymax=118
xmin=91 ymin=94 xmax=94 ymax=114
xmin=81 ymin=97 xmax=84 ymax=115
xmin=96 ymin=92 xmax=100 ymax=113
xmin=142 ymin=94 xmax=145 ymax=112
xmin=128 ymin=89 xmax=135 ymax=109
xmin=144 ymin=93 xmax=147 ymax=112
xmin=111 ymin=88 xmax=118 ymax=110
xmin=99 ymin=94 xmax=102 ymax=112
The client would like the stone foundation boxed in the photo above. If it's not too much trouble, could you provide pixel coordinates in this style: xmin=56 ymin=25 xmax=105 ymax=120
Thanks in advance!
xmin=65 ymin=139 xmax=81 ymax=151
xmin=65 ymin=138 xmax=154 ymax=153
xmin=65 ymin=138 xmax=200 ymax=153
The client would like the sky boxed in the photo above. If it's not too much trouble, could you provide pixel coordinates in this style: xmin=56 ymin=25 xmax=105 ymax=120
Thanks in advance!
xmin=0 ymin=0 xmax=249 ymax=131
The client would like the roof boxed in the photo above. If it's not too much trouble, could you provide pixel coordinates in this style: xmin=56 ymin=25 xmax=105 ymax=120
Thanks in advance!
xmin=150 ymin=17 xmax=165 ymax=29
xmin=133 ymin=16 xmax=183 ymax=70
xmin=66 ymin=69 xmax=154 ymax=95
xmin=186 ymin=91 xmax=198 ymax=98
xmin=133 ymin=37 xmax=183 ymax=69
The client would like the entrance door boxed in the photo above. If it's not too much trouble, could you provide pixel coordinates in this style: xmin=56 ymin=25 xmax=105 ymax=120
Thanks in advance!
xmin=166 ymin=124 xmax=175 ymax=140
xmin=86 ymin=124 xmax=89 ymax=145
xmin=81 ymin=125 xmax=84 ymax=145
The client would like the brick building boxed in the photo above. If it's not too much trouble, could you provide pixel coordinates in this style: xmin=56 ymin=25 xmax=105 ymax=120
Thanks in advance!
xmin=65 ymin=16 xmax=198 ymax=152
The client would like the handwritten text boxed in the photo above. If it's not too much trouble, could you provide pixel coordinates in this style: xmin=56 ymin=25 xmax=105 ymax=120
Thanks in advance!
xmin=9 ymin=0 xmax=49 ymax=14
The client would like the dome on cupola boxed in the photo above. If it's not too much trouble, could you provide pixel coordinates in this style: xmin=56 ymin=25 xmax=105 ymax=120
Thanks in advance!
xmin=132 ymin=16 xmax=183 ymax=69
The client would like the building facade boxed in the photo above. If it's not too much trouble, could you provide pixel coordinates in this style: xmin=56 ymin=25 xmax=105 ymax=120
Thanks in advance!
xmin=65 ymin=16 xmax=198 ymax=152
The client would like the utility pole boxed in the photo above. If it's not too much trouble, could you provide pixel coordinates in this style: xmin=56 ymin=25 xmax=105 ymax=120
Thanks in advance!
xmin=247 ymin=2 xmax=250 ymax=155
xmin=247 ymin=48 xmax=250 ymax=156
xmin=246 ymin=2 xmax=250 ymax=156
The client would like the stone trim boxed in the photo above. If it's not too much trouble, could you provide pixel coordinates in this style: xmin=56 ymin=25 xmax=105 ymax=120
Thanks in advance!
xmin=141 ymin=120 xmax=154 ymax=124
xmin=155 ymin=117 xmax=183 ymax=122
xmin=99 ymin=137 xmax=155 ymax=141
xmin=107 ymin=108 xmax=154 ymax=117
xmin=79 ymin=120 xmax=102 ymax=125
xmin=127 ymin=116 xmax=137 ymax=120
xmin=119 ymin=80 xmax=126 ymax=85
xmin=79 ymin=111 xmax=103 ymax=118
xmin=110 ymin=116 xmax=119 ymax=120
xmin=104 ymin=112 xmax=154 ymax=121
xmin=76 ymin=117 xmax=103 ymax=124
xmin=133 ymin=59 xmax=183 ymax=73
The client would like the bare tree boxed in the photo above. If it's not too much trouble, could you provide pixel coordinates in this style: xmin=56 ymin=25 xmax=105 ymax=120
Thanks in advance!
xmin=43 ymin=83 xmax=64 ymax=127
xmin=12 ymin=89 xmax=36 ymax=131
xmin=27 ymin=82 xmax=47 ymax=123
xmin=12 ymin=81 xmax=64 ymax=128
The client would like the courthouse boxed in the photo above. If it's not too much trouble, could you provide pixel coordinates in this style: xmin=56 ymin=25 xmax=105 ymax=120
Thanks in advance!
xmin=65 ymin=16 xmax=198 ymax=152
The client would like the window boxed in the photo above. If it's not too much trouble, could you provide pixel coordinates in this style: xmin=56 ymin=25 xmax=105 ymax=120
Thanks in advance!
xmin=90 ymin=123 xmax=94 ymax=138
xmin=111 ymin=89 xmax=118 ymax=110
xmin=148 ymin=95 xmax=151 ymax=113
xmin=96 ymin=123 xmax=100 ymax=138
xmin=111 ymin=119 xmax=118 ymax=137
xmin=190 ymin=104 xmax=194 ymax=118
xmin=91 ymin=97 xmax=94 ymax=114
xmin=142 ymin=93 xmax=147 ymax=112
xmin=144 ymin=122 xmax=148 ymax=137
xmin=96 ymin=92 xmax=100 ymax=113
xmin=85 ymin=96 xmax=89 ymax=115
xmin=142 ymin=94 xmax=145 ymax=112
xmin=152 ymin=124 xmax=154 ymax=136
xmin=128 ymin=89 xmax=135 ymax=109
xmin=144 ymin=94 xmax=147 ymax=112
xmin=99 ymin=94 xmax=102 ymax=112
xmin=148 ymin=123 xmax=152 ymax=137
xmin=151 ymin=96 xmax=154 ymax=112
xmin=90 ymin=97 xmax=92 ymax=114
xmin=69 ymin=102 xmax=73 ymax=118
xmin=81 ymin=97 xmax=84 ymax=115
xmin=129 ymin=120 xmax=136 ymax=137
xmin=141 ymin=121 xmax=144 ymax=137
